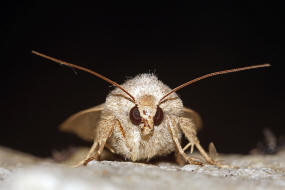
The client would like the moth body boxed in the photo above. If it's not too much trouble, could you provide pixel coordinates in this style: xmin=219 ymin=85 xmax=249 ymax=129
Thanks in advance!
xmin=103 ymin=74 xmax=183 ymax=161
xmin=31 ymin=50 xmax=269 ymax=167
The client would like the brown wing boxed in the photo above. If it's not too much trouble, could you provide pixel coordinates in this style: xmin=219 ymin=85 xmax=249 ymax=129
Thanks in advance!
xmin=60 ymin=104 xmax=104 ymax=141
xmin=182 ymin=107 xmax=202 ymax=131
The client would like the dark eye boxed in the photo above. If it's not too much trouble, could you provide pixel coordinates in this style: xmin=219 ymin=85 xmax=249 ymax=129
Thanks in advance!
xmin=154 ymin=106 xmax=164 ymax=126
xmin=130 ymin=106 xmax=141 ymax=125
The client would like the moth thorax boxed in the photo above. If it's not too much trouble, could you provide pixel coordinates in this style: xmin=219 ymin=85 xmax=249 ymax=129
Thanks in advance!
xmin=138 ymin=95 xmax=156 ymax=107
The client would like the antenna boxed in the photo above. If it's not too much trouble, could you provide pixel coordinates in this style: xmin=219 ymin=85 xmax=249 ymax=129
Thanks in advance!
xmin=159 ymin=64 xmax=271 ymax=104
xmin=32 ymin=50 xmax=136 ymax=103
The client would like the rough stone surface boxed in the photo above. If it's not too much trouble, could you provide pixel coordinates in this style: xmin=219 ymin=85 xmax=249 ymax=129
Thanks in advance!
xmin=1 ymin=146 xmax=285 ymax=190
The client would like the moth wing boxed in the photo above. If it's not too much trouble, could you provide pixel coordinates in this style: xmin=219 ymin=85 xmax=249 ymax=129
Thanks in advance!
xmin=208 ymin=142 xmax=219 ymax=160
xmin=60 ymin=104 xmax=104 ymax=141
xmin=182 ymin=107 xmax=202 ymax=131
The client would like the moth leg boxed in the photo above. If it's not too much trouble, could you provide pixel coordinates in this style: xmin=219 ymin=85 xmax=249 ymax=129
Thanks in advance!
xmin=105 ymin=144 xmax=115 ymax=153
xmin=167 ymin=116 xmax=203 ymax=165
xmin=175 ymin=150 xmax=187 ymax=166
xmin=73 ymin=119 xmax=115 ymax=167
xmin=116 ymin=119 xmax=132 ymax=152
xmin=179 ymin=117 xmax=233 ymax=168
xmin=73 ymin=144 xmax=98 ymax=167
xmin=179 ymin=116 xmax=219 ymax=165
xmin=183 ymin=142 xmax=195 ymax=153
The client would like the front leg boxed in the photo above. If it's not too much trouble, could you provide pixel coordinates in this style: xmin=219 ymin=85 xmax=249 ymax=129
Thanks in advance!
xmin=180 ymin=117 xmax=234 ymax=168
xmin=179 ymin=116 xmax=224 ymax=166
xmin=73 ymin=119 xmax=115 ymax=167
xmin=167 ymin=116 xmax=203 ymax=165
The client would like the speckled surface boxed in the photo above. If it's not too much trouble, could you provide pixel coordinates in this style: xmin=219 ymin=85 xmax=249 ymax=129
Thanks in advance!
xmin=1 ymin=146 xmax=285 ymax=190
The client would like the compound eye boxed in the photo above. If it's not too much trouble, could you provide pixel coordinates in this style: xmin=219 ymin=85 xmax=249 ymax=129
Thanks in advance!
xmin=154 ymin=106 xmax=164 ymax=126
xmin=130 ymin=106 xmax=141 ymax=125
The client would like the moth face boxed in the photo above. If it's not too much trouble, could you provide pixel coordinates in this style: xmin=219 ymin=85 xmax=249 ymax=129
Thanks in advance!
xmin=129 ymin=95 xmax=164 ymax=137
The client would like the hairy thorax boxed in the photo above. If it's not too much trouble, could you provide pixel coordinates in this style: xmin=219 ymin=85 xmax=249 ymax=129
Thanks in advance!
xmin=107 ymin=118 xmax=182 ymax=161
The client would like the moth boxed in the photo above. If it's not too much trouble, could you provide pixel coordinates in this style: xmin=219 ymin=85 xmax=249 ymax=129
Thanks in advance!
xmin=32 ymin=50 xmax=270 ymax=167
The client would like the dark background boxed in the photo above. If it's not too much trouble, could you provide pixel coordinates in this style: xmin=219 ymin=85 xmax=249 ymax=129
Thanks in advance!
xmin=1 ymin=1 xmax=283 ymax=157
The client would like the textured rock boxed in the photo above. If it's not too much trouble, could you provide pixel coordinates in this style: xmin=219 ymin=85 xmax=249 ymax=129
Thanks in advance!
xmin=1 ymin=146 xmax=285 ymax=190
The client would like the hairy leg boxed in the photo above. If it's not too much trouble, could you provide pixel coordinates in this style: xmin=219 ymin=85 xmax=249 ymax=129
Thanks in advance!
xmin=73 ymin=119 xmax=133 ymax=167
xmin=178 ymin=117 xmax=234 ymax=168
xmin=178 ymin=116 xmax=216 ymax=165
xmin=167 ymin=116 xmax=203 ymax=165
xmin=73 ymin=119 xmax=115 ymax=167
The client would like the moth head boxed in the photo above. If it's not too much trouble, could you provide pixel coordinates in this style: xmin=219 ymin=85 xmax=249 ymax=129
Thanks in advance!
xmin=129 ymin=95 xmax=164 ymax=137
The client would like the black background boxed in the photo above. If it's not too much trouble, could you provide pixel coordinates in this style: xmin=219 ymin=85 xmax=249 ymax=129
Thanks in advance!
xmin=1 ymin=1 xmax=283 ymax=157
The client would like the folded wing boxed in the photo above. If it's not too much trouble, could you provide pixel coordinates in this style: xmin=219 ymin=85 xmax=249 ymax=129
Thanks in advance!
xmin=60 ymin=104 xmax=104 ymax=141
xmin=182 ymin=107 xmax=202 ymax=131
